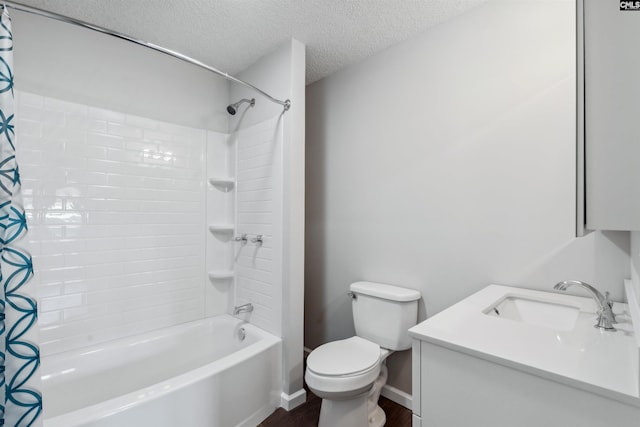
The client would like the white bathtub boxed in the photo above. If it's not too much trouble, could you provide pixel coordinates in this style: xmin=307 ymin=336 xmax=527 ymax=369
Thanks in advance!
xmin=41 ymin=315 xmax=282 ymax=427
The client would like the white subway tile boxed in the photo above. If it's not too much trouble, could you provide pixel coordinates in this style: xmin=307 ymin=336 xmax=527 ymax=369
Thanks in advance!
xmin=237 ymin=267 xmax=273 ymax=285
xmin=107 ymin=122 xmax=144 ymax=139
xmin=239 ymin=154 xmax=274 ymax=170
xmin=106 ymin=147 xmax=146 ymax=163
xmin=238 ymin=212 xmax=272 ymax=225
xmin=238 ymin=200 xmax=273 ymax=212
xmin=126 ymin=115 xmax=158 ymax=130
xmin=236 ymin=256 xmax=272 ymax=271
xmin=38 ymin=311 xmax=61 ymax=326
xmin=34 ymin=283 xmax=63 ymax=298
xmin=42 ymin=212 xmax=83 ymax=225
xmin=66 ymin=142 xmax=108 ymax=160
xmin=39 ymin=266 xmax=85 ymax=284
xmin=45 ymin=98 xmax=87 ymax=115
xmin=237 ymin=189 xmax=273 ymax=202
xmin=43 ymin=124 xmax=85 ymax=143
xmin=29 ymin=226 xmax=65 ymax=241
xmin=17 ymin=91 xmax=44 ymax=108
xmin=44 ymin=110 xmax=66 ymax=127
xmin=63 ymin=277 xmax=108 ymax=295
xmin=237 ymin=166 xmax=273 ymax=181
xmin=88 ymin=106 xmax=125 ymax=123
xmin=33 ymin=254 xmax=65 ymax=270
xmin=83 ymin=262 xmax=125 ymax=278
xmin=40 ymin=293 xmax=84 ymax=312
xmin=123 ymin=139 xmax=159 ymax=153
xmin=239 ymin=142 xmax=276 ymax=159
xmin=66 ymin=113 xmax=107 ymax=133
xmin=66 ymin=170 xmax=109 ymax=186
xmin=19 ymin=91 xmax=209 ymax=356
xmin=237 ymin=177 xmax=272 ymax=192
xmin=87 ymin=133 xmax=124 ymax=148
xmin=17 ymin=105 xmax=45 ymax=122
xmin=63 ymin=304 xmax=108 ymax=321
xmin=143 ymin=129 xmax=173 ymax=142
xmin=106 ymin=173 xmax=145 ymax=188
xmin=39 ymin=340 xmax=65 ymax=356
xmin=18 ymin=119 xmax=42 ymax=137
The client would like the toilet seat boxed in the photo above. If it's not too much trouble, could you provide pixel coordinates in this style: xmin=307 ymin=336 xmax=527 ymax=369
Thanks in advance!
xmin=305 ymin=337 xmax=381 ymax=395
xmin=308 ymin=336 xmax=380 ymax=376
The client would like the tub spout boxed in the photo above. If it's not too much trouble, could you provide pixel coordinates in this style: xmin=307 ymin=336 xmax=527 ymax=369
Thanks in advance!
xmin=553 ymin=280 xmax=616 ymax=330
xmin=233 ymin=303 xmax=254 ymax=316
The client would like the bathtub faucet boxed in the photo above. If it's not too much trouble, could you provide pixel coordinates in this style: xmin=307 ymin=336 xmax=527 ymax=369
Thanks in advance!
xmin=233 ymin=303 xmax=254 ymax=316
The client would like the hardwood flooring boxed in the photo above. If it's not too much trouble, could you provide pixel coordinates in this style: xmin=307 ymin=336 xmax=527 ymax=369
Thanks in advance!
xmin=258 ymin=390 xmax=412 ymax=427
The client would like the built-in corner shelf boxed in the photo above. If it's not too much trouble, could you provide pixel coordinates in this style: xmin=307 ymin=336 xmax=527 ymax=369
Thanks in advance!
xmin=208 ymin=270 xmax=234 ymax=281
xmin=208 ymin=224 xmax=234 ymax=234
xmin=208 ymin=177 xmax=235 ymax=192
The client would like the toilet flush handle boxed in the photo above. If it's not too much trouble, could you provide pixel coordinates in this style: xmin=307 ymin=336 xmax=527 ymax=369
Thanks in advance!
xmin=347 ymin=291 xmax=357 ymax=300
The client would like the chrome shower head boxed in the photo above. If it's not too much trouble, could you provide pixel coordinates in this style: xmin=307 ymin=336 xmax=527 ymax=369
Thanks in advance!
xmin=226 ymin=98 xmax=255 ymax=115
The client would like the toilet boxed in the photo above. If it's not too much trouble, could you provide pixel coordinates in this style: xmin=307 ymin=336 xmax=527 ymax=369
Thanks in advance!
xmin=305 ymin=281 xmax=421 ymax=427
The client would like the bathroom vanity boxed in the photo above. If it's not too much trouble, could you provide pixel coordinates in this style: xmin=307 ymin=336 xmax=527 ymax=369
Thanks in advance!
xmin=409 ymin=283 xmax=640 ymax=427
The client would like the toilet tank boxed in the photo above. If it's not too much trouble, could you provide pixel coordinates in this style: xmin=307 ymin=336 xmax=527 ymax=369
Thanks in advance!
xmin=350 ymin=281 xmax=421 ymax=351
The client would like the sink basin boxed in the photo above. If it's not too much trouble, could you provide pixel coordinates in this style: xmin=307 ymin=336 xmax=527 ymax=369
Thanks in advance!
xmin=484 ymin=295 xmax=581 ymax=331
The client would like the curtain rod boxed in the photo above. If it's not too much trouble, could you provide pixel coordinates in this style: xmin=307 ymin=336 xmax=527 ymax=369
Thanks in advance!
xmin=3 ymin=1 xmax=291 ymax=112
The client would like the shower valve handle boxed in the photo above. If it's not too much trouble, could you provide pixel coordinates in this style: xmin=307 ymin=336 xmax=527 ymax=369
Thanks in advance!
xmin=234 ymin=234 xmax=248 ymax=244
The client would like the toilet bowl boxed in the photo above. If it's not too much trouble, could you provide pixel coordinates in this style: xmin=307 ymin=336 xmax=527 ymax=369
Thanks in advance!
xmin=305 ymin=282 xmax=421 ymax=427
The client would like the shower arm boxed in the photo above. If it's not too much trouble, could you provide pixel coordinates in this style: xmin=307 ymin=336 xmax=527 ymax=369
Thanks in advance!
xmin=2 ymin=1 xmax=291 ymax=112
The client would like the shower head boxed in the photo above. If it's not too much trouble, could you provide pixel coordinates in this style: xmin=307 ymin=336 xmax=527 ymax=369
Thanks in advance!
xmin=226 ymin=98 xmax=255 ymax=115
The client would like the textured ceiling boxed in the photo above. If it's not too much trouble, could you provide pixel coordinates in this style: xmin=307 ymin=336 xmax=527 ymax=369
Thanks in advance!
xmin=12 ymin=0 xmax=487 ymax=84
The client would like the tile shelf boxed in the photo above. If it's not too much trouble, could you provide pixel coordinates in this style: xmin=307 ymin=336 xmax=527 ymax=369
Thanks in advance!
xmin=208 ymin=177 xmax=235 ymax=191
xmin=208 ymin=270 xmax=234 ymax=280
xmin=208 ymin=224 xmax=234 ymax=234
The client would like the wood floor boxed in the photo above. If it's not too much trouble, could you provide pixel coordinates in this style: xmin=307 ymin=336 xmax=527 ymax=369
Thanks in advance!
xmin=258 ymin=391 xmax=412 ymax=427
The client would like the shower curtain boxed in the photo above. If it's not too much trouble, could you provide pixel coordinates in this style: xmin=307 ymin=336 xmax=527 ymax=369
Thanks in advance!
xmin=0 ymin=6 xmax=42 ymax=427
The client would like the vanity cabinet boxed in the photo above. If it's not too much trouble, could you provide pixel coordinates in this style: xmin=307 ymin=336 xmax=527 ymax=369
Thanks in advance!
xmin=411 ymin=340 xmax=640 ymax=427
xmin=581 ymin=0 xmax=640 ymax=231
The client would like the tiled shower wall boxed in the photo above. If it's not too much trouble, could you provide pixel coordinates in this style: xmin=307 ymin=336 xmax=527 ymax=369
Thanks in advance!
xmin=235 ymin=117 xmax=283 ymax=336
xmin=15 ymin=90 xmax=207 ymax=355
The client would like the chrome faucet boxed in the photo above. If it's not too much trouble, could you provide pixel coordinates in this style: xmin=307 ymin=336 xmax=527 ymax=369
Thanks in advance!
xmin=234 ymin=234 xmax=248 ymax=244
xmin=250 ymin=234 xmax=263 ymax=246
xmin=233 ymin=303 xmax=254 ymax=316
xmin=553 ymin=280 xmax=616 ymax=330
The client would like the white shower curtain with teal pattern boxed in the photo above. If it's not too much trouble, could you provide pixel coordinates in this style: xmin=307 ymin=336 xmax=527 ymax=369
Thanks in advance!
xmin=0 ymin=6 xmax=42 ymax=427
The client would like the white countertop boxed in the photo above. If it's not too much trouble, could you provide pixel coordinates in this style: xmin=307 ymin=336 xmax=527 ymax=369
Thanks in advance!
xmin=409 ymin=284 xmax=640 ymax=406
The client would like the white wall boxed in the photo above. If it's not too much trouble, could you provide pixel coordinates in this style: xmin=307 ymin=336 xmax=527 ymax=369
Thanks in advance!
xmin=631 ymin=232 xmax=640 ymax=305
xmin=12 ymin=10 xmax=229 ymax=131
xmin=305 ymin=0 xmax=630 ymax=395
xmin=230 ymin=39 xmax=307 ymax=406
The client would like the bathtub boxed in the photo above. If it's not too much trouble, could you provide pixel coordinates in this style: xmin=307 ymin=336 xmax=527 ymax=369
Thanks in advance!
xmin=41 ymin=315 xmax=282 ymax=427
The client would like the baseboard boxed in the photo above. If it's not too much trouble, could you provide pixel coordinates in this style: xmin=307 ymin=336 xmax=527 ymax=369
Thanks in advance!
xmin=280 ymin=388 xmax=307 ymax=411
xmin=381 ymin=384 xmax=412 ymax=410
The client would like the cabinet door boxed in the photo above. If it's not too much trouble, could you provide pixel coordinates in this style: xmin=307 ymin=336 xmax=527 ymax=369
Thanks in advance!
xmin=584 ymin=0 xmax=640 ymax=230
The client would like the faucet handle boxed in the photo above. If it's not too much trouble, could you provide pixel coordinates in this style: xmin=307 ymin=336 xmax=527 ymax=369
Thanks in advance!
xmin=604 ymin=291 xmax=617 ymax=321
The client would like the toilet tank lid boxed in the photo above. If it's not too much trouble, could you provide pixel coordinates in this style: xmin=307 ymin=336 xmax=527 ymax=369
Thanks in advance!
xmin=350 ymin=281 xmax=421 ymax=302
